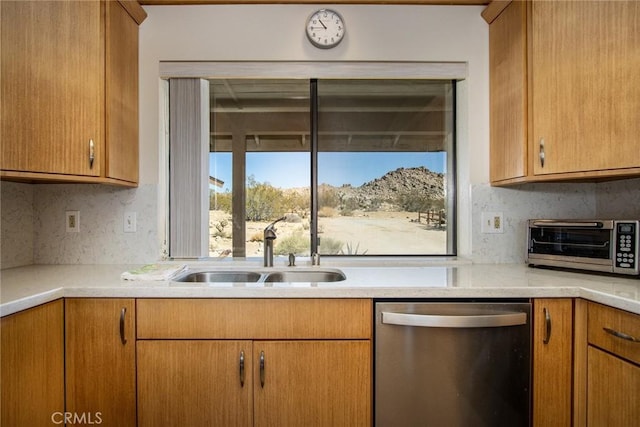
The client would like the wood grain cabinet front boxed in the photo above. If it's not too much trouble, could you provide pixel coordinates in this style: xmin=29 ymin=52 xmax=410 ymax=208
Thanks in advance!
xmin=136 ymin=298 xmax=372 ymax=427
xmin=1 ymin=300 xmax=64 ymax=427
xmin=0 ymin=0 xmax=145 ymax=186
xmin=532 ymin=298 xmax=574 ymax=427
xmin=585 ymin=302 xmax=640 ymax=426
xmin=65 ymin=298 xmax=137 ymax=427
xmin=488 ymin=0 xmax=640 ymax=185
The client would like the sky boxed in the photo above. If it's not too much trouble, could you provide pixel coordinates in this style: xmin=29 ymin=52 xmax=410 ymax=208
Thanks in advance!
xmin=209 ymin=152 xmax=446 ymax=191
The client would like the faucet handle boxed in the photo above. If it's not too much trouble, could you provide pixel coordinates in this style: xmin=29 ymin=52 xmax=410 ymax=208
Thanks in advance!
xmin=288 ymin=253 xmax=296 ymax=267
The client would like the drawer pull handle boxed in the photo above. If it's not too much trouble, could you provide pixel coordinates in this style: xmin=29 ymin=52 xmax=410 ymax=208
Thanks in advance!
xmin=539 ymin=138 xmax=545 ymax=168
xmin=543 ymin=307 xmax=551 ymax=344
xmin=89 ymin=139 xmax=95 ymax=169
xmin=603 ymin=327 xmax=640 ymax=343
xmin=119 ymin=307 xmax=127 ymax=345
xmin=259 ymin=351 xmax=265 ymax=388
xmin=239 ymin=350 xmax=245 ymax=387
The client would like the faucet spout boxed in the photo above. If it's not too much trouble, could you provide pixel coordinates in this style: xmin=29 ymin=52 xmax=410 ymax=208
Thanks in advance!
xmin=263 ymin=216 xmax=286 ymax=267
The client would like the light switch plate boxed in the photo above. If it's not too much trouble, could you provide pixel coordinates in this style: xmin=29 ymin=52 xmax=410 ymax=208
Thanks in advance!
xmin=124 ymin=211 xmax=137 ymax=233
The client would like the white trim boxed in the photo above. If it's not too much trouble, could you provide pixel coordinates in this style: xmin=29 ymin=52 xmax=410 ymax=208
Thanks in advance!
xmin=159 ymin=61 xmax=468 ymax=80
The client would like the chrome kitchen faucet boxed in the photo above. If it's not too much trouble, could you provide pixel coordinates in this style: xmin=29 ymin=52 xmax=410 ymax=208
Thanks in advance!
xmin=263 ymin=216 xmax=286 ymax=267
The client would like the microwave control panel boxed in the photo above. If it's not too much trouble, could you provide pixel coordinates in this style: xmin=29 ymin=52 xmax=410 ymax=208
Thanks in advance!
xmin=614 ymin=221 xmax=638 ymax=273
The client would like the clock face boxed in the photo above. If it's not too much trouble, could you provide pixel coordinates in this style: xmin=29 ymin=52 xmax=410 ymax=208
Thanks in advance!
xmin=306 ymin=9 xmax=345 ymax=49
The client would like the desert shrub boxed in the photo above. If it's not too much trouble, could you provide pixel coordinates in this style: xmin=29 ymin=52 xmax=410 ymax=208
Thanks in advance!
xmin=365 ymin=198 xmax=383 ymax=212
xmin=341 ymin=241 xmax=368 ymax=255
xmin=342 ymin=197 xmax=360 ymax=212
xmin=248 ymin=231 xmax=263 ymax=242
xmin=274 ymin=232 xmax=309 ymax=255
xmin=284 ymin=213 xmax=302 ymax=223
xmin=245 ymin=175 xmax=284 ymax=221
xmin=210 ymin=190 xmax=232 ymax=212
xmin=318 ymin=184 xmax=340 ymax=209
xmin=396 ymin=190 xmax=444 ymax=212
xmin=211 ymin=220 xmax=230 ymax=238
xmin=318 ymin=206 xmax=337 ymax=218
xmin=319 ymin=237 xmax=343 ymax=255
xmin=282 ymin=191 xmax=310 ymax=215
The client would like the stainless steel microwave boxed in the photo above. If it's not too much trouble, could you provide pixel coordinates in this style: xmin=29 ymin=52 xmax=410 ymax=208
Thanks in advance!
xmin=526 ymin=219 xmax=639 ymax=276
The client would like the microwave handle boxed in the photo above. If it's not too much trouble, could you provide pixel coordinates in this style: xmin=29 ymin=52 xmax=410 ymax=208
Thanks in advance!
xmin=531 ymin=220 xmax=603 ymax=228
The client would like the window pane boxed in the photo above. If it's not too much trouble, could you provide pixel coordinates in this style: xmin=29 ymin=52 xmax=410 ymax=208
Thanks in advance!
xmin=317 ymin=80 xmax=454 ymax=255
xmin=209 ymin=152 xmax=232 ymax=257
xmin=208 ymin=79 xmax=310 ymax=258
xmin=246 ymin=152 xmax=310 ymax=257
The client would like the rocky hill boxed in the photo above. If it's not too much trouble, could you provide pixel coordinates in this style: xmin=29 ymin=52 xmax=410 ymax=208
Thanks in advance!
xmin=326 ymin=166 xmax=445 ymax=212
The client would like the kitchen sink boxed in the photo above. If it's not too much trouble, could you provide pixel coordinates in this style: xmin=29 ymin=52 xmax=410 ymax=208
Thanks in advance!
xmin=176 ymin=271 xmax=262 ymax=283
xmin=174 ymin=268 xmax=346 ymax=283
xmin=263 ymin=269 xmax=346 ymax=283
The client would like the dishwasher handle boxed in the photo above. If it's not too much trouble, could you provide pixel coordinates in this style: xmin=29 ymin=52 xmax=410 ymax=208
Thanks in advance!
xmin=381 ymin=311 xmax=527 ymax=328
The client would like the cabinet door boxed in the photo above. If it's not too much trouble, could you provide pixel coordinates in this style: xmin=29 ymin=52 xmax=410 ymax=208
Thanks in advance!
xmin=1 ymin=0 xmax=102 ymax=177
xmin=587 ymin=346 xmax=640 ymax=426
xmin=65 ymin=298 xmax=135 ymax=427
xmin=254 ymin=340 xmax=371 ymax=427
xmin=1 ymin=300 xmax=64 ymax=427
xmin=530 ymin=0 xmax=640 ymax=175
xmin=105 ymin=0 xmax=139 ymax=183
xmin=532 ymin=299 xmax=573 ymax=426
xmin=137 ymin=340 xmax=253 ymax=427
xmin=489 ymin=0 xmax=527 ymax=183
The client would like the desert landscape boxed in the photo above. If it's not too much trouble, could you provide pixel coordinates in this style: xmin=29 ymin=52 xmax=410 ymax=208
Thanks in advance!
xmin=209 ymin=166 xmax=448 ymax=257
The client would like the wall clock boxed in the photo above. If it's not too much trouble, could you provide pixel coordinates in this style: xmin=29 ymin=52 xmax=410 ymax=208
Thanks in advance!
xmin=306 ymin=9 xmax=345 ymax=49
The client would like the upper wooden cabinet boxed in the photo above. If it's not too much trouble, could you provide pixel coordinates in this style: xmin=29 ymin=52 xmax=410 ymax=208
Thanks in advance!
xmin=0 ymin=0 xmax=146 ymax=186
xmin=488 ymin=0 xmax=640 ymax=185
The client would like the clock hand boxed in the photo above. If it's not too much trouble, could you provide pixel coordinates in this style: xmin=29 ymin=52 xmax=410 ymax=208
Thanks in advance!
xmin=318 ymin=19 xmax=327 ymax=29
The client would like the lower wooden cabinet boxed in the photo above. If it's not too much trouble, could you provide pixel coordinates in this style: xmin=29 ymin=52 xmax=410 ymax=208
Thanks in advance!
xmin=1 ymin=300 xmax=64 ymax=427
xmin=136 ymin=298 xmax=372 ymax=427
xmin=65 ymin=298 xmax=136 ymax=427
xmin=587 ymin=346 xmax=640 ymax=426
xmin=585 ymin=302 xmax=640 ymax=426
xmin=532 ymin=298 xmax=573 ymax=426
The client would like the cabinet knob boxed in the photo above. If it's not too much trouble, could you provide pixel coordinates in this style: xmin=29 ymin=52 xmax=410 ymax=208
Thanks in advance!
xmin=539 ymin=138 xmax=545 ymax=168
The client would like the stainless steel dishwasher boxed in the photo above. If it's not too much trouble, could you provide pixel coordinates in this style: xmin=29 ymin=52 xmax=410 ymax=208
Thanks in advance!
xmin=375 ymin=301 xmax=531 ymax=427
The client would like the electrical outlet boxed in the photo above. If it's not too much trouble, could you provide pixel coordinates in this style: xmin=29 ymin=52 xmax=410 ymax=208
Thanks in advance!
xmin=481 ymin=212 xmax=504 ymax=234
xmin=124 ymin=211 xmax=137 ymax=233
xmin=66 ymin=210 xmax=80 ymax=232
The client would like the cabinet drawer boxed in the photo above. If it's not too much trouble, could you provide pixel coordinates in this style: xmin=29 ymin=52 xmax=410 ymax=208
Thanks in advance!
xmin=137 ymin=298 xmax=372 ymax=339
xmin=588 ymin=302 xmax=640 ymax=365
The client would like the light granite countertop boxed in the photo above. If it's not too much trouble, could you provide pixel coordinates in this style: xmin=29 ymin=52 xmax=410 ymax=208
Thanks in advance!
xmin=1 ymin=261 xmax=639 ymax=317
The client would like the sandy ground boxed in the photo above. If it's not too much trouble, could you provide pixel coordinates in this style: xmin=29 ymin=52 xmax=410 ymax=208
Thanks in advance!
xmin=209 ymin=210 xmax=447 ymax=257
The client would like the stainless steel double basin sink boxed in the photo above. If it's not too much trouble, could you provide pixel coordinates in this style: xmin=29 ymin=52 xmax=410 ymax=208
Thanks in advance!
xmin=175 ymin=268 xmax=346 ymax=284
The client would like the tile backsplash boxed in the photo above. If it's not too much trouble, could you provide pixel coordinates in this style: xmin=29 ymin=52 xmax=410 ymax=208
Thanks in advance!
xmin=470 ymin=182 xmax=597 ymax=263
xmin=1 ymin=178 xmax=639 ymax=268
xmin=1 ymin=182 xmax=35 ymax=269
xmin=1 ymin=182 xmax=158 ymax=268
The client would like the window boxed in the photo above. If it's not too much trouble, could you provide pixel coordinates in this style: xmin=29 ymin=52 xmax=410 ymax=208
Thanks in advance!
xmin=167 ymin=65 xmax=457 ymax=259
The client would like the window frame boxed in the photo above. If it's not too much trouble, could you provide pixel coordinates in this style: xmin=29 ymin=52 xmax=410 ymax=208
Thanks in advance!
xmin=161 ymin=61 xmax=466 ymax=259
